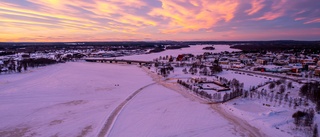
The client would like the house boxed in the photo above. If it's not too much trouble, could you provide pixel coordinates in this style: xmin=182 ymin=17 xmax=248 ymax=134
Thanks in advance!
xmin=289 ymin=57 xmax=299 ymax=63
xmin=315 ymin=68 xmax=320 ymax=76
xmin=240 ymin=58 xmax=253 ymax=65
xmin=0 ymin=60 xmax=4 ymax=67
xmin=176 ymin=54 xmax=184 ymax=61
xmin=273 ymin=60 xmax=289 ymax=66
xmin=219 ymin=60 xmax=229 ymax=65
xmin=230 ymin=62 xmax=244 ymax=68
xmin=316 ymin=61 xmax=320 ymax=67
xmin=239 ymin=54 xmax=247 ymax=60
xmin=309 ymin=65 xmax=317 ymax=70
xmin=256 ymin=59 xmax=268 ymax=65
xmin=301 ymin=59 xmax=314 ymax=65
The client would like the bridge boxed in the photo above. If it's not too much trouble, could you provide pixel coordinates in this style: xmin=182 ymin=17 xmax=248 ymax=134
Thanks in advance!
xmin=84 ymin=58 xmax=154 ymax=65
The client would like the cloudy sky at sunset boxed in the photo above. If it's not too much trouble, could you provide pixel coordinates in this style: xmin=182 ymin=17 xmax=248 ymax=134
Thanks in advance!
xmin=0 ymin=0 xmax=319 ymax=42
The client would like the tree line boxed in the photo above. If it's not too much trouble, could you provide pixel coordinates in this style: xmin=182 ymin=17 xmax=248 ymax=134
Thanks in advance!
xmin=0 ymin=58 xmax=57 ymax=74
xmin=300 ymin=82 xmax=320 ymax=112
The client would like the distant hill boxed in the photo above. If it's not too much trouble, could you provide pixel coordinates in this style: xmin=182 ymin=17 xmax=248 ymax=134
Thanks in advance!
xmin=230 ymin=41 xmax=320 ymax=53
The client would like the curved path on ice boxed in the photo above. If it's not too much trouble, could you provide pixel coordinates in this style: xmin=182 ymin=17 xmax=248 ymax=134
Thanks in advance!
xmin=97 ymin=82 xmax=156 ymax=137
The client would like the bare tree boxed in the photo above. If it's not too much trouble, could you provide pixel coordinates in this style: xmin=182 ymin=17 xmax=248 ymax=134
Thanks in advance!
xmin=280 ymin=85 xmax=286 ymax=94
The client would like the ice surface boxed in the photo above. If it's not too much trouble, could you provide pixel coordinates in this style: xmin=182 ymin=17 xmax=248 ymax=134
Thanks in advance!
xmin=0 ymin=62 xmax=153 ymax=136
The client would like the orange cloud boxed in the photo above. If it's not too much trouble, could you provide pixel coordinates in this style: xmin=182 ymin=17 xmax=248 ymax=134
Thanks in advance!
xmin=0 ymin=0 xmax=318 ymax=42
xmin=0 ymin=0 xmax=158 ymax=41
xmin=149 ymin=0 xmax=239 ymax=33
xmin=246 ymin=0 xmax=265 ymax=15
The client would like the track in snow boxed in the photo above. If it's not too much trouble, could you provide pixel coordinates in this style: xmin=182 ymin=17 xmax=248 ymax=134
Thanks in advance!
xmin=97 ymin=82 xmax=156 ymax=137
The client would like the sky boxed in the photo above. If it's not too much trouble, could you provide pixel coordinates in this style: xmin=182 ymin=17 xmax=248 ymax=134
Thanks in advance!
xmin=0 ymin=0 xmax=319 ymax=42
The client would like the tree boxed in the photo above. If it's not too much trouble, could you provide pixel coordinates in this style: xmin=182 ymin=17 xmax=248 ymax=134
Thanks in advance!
xmin=289 ymin=99 xmax=292 ymax=108
xmin=279 ymin=85 xmax=286 ymax=94
xmin=314 ymin=124 xmax=319 ymax=137
xmin=270 ymin=92 xmax=274 ymax=102
xmin=300 ymin=84 xmax=308 ymax=97
xmin=287 ymin=82 xmax=293 ymax=89
xmin=269 ymin=82 xmax=275 ymax=90
xmin=316 ymin=101 xmax=320 ymax=112
xmin=275 ymin=80 xmax=282 ymax=85
xmin=17 ymin=66 xmax=22 ymax=73
xmin=292 ymin=111 xmax=306 ymax=128
xmin=223 ymin=93 xmax=229 ymax=102
xmin=284 ymin=94 xmax=289 ymax=102
xmin=305 ymin=109 xmax=315 ymax=127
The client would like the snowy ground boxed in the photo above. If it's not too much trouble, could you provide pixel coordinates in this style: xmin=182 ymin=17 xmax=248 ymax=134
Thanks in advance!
xmin=0 ymin=62 xmax=153 ymax=137
xmin=221 ymin=97 xmax=319 ymax=137
xmin=216 ymin=70 xmax=275 ymax=90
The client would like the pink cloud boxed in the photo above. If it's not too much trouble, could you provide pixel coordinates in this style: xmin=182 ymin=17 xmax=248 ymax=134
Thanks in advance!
xmin=304 ymin=18 xmax=320 ymax=24
xmin=254 ymin=0 xmax=287 ymax=21
xmin=294 ymin=17 xmax=305 ymax=21
xmin=246 ymin=0 xmax=265 ymax=15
